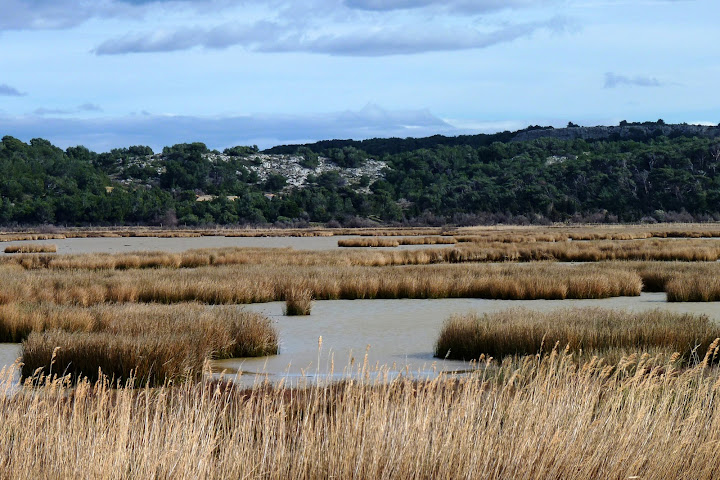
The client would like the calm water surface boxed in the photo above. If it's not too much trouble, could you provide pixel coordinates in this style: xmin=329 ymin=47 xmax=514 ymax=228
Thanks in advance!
xmin=0 ymin=293 xmax=718 ymax=386
xmin=0 ymin=235 xmax=449 ymax=255
xmin=214 ymin=292 xmax=720 ymax=385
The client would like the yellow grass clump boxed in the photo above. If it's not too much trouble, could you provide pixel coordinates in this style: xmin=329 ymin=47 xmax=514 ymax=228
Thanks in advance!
xmin=435 ymin=308 xmax=720 ymax=362
xmin=10 ymin=303 xmax=277 ymax=385
xmin=4 ymin=349 xmax=720 ymax=478
xmin=283 ymin=288 xmax=313 ymax=316
xmin=4 ymin=243 xmax=57 ymax=254
xmin=338 ymin=236 xmax=457 ymax=247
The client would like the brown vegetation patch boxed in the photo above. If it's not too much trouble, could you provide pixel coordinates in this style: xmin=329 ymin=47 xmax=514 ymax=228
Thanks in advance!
xmin=283 ymin=288 xmax=313 ymax=316
xmin=0 ymin=263 xmax=643 ymax=306
xmin=4 ymin=243 xmax=57 ymax=254
xmin=9 ymin=304 xmax=277 ymax=385
xmin=435 ymin=308 xmax=720 ymax=362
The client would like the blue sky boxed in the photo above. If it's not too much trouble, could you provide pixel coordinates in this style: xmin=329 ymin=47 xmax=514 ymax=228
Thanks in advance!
xmin=0 ymin=0 xmax=718 ymax=152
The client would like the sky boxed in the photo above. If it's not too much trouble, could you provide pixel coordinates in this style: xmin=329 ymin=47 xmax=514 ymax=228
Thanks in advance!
xmin=0 ymin=0 xmax=718 ymax=152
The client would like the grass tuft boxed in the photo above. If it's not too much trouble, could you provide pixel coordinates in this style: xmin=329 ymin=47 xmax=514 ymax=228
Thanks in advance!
xmin=283 ymin=288 xmax=313 ymax=315
xmin=4 ymin=243 xmax=57 ymax=254
xmin=16 ymin=304 xmax=278 ymax=385
xmin=435 ymin=308 xmax=720 ymax=362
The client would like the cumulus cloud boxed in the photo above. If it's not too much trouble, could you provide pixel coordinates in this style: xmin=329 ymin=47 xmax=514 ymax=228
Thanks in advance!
xmin=0 ymin=105 xmax=459 ymax=152
xmin=604 ymin=72 xmax=663 ymax=88
xmin=0 ymin=84 xmax=26 ymax=96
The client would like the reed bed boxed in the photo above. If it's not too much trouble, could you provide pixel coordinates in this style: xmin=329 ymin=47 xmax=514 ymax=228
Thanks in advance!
xmin=4 ymin=256 xmax=720 ymax=303
xmin=21 ymin=330 xmax=206 ymax=385
xmin=0 ymin=226 xmax=447 ymax=243
xmin=3 ymin=349 xmax=720 ymax=478
xmin=0 ymin=263 xmax=643 ymax=305
xmin=435 ymin=308 xmax=720 ymax=362
xmin=283 ymin=288 xmax=313 ymax=316
xmin=455 ymin=222 xmax=720 ymax=242
xmin=338 ymin=236 xmax=457 ymax=247
xmin=0 ymin=303 xmax=278 ymax=356
xmin=6 ymin=238 xmax=720 ymax=273
xmin=17 ymin=304 xmax=277 ymax=385
xmin=666 ymin=276 xmax=720 ymax=302
xmin=338 ymin=237 xmax=400 ymax=247
xmin=443 ymin=238 xmax=720 ymax=263
xmin=4 ymin=243 xmax=57 ymax=254
xmin=4 ymin=223 xmax=720 ymax=245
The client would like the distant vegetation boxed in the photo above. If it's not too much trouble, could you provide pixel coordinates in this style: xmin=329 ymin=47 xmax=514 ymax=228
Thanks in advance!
xmin=2 ymin=120 xmax=720 ymax=226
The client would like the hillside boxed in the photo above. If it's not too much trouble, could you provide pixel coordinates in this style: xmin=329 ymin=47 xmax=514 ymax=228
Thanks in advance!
xmin=1 ymin=121 xmax=720 ymax=226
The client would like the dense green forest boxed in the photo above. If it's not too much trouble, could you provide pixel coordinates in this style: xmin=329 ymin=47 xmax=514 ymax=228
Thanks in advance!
xmin=2 ymin=121 xmax=720 ymax=226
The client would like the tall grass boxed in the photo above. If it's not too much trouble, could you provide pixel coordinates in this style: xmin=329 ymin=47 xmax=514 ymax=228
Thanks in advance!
xmin=435 ymin=308 xmax=720 ymax=362
xmin=0 ymin=226 xmax=447 ymax=243
xmin=338 ymin=236 xmax=457 ymax=247
xmin=666 ymin=276 xmax=720 ymax=302
xmin=21 ymin=330 xmax=206 ymax=385
xmin=283 ymin=288 xmax=313 ymax=315
xmin=4 ymin=349 xmax=720 ymax=478
xmin=4 ymin=243 xmax=57 ymax=253
xmin=0 ymin=263 xmax=643 ymax=305
xmin=5 ymin=238 xmax=720 ymax=273
xmin=8 ymin=304 xmax=278 ymax=385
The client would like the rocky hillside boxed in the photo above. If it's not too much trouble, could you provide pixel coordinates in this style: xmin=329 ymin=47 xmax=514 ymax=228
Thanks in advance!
xmin=110 ymin=150 xmax=387 ymax=193
xmin=226 ymin=153 xmax=386 ymax=192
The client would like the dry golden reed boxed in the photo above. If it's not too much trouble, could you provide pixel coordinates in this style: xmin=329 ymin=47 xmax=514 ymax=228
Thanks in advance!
xmin=283 ymin=288 xmax=313 ymax=315
xmin=435 ymin=308 xmax=720 ymax=362
xmin=338 ymin=236 xmax=457 ymax=247
xmin=3 ymin=349 xmax=720 ymax=478
xmin=12 ymin=304 xmax=278 ymax=384
xmin=5 ymin=238 xmax=720 ymax=274
xmin=4 ymin=243 xmax=57 ymax=254
xmin=0 ymin=262 xmax=643 ymax=305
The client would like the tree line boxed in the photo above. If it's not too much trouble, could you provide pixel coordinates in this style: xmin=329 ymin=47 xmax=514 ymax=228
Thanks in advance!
xmin=1 ymin=124 xmax=720 ymax=226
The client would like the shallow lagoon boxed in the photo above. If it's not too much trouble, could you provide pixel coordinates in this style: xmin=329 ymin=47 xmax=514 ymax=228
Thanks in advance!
xmin=1 ymin=292 xmax=718 ymax=385
xmin=214 ymin=292 xmax=720 ymax=385
xmin=0 ymin=235 xmax=449 ymax=255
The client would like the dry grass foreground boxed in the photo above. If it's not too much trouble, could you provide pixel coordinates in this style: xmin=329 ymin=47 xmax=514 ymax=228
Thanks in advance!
xmin=2 ymin=349 xmax=720 ymax=478
xmin=435 ymin=308 xmax=720 ymax=363
xmin=0 ymin=263 xmax=643 ymax=306
xmin=3 ymin=303 xmax=278 ymax=385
